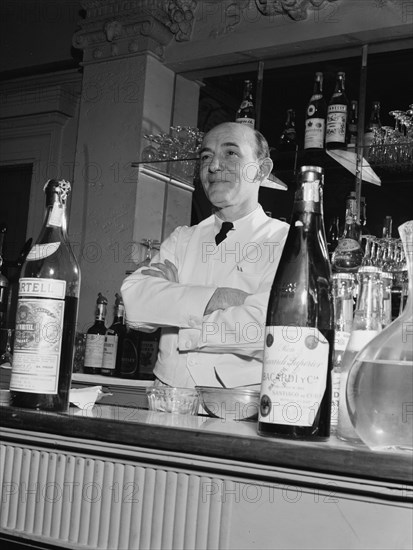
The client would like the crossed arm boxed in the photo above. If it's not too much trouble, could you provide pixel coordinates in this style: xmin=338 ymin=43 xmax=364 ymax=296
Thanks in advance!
xmin=142 ymin=259 xmax=250 ymax=315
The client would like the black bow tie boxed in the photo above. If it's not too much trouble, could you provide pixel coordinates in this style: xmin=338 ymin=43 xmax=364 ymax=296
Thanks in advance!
xmin=215 ymin=222 xmax=234 ymax=245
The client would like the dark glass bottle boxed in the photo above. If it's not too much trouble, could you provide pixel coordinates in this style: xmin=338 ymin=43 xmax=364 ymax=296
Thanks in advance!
xmin=83 ymin=293 xmax=107 ymax=375
xmin=119 ymin=327 xmax=140 ymax=379
xmin=327 ymin=215 xmax=340 ymax=257
xmin=326 ymin=72 xmax=349 ymax=150
xmin=137 ymin=328 xmax=160 ymax=380
xmin=382 ymin=215 xmax=393 ymax=238
xmin=304 ymin=72 xmax=327 ymax=151
xmin=331 ymin=192 xmax=363 ymax=273
xmin=0 ymin=224 xmax=8 ymax=328
xmin=347 ymin=100 xmax=358 ymax=148
xmin=102 ymin=293 xmax=126 ymax=377
xmin=235 ymin=80 xmax=255 ymax=128
xmin=258 ymin=165 xmax=334 ymax=439
xmin=277 ymin=108 xmax=297 ymax=152
xmin=364 ymin=101 xmax=381 ymax=150
xmin=10 ymin=179 xmax=80 ymax=411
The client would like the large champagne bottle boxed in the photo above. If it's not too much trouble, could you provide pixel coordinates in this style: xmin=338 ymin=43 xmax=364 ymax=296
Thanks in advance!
xmin=326 ymin=72 xmax=348 ymax=150
xmin=10 ymin=180 xmax=80 ymax=411
xmin=258 ymin=165 xmax=334 ymax=439
xmin=304 ymin=72 xmax=327 ymax=151
xmin=235 ymin=79 xmax=255 ymax=128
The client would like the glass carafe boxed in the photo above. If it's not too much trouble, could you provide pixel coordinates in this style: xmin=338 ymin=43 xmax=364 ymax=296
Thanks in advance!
xmin=346 ymin=220 xmax=413 ymax=451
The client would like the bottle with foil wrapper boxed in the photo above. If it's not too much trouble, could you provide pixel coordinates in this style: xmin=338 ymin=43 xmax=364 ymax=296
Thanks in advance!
xmin=10 ymin=179 xmax=80 ymax=411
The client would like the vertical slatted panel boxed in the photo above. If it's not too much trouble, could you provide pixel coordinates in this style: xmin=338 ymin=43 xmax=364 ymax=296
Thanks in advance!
xmin=0 ymin=443 xmax=233 ymax=550
xmin=59 ymin=453 xmax=75 ymax=542
xmin=87 ymin=459 xmax=105 ymax=548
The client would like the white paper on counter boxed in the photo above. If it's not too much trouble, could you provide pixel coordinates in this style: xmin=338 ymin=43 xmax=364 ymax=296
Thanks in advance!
xmin=69 ymin=386 xmax=112 ymax=410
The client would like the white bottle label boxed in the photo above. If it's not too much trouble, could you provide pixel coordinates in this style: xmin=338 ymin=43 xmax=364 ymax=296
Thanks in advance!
xmin=10 ymin=278 xmax=67 ymax=394
xmin=235 ymin=117 xmax=255 ymax=128
xmin=84 ymin=334 xmax=105 ymax=369
xmin=334 ymin=330 xmax=350 ymax=352
xmin=259 ymin=326 xmax=329 ymax=427
xmin=331 ymin=370 xmax=341 ymax=427
xmin=102 ymin=333 xmax=118 ymax=370
xmin=304 ymin=118 xmax=325 ymax=149
xmin=326 ymin=104 xmax=347 ymax=144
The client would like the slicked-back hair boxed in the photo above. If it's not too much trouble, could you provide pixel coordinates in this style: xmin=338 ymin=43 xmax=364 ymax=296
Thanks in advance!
xmin=254 ymin=129 xmax=270 ymax=161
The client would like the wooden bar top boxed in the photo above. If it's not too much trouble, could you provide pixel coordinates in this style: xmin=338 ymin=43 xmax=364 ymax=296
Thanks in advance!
xmin=1 ymin=402 xmax=411 ymax=487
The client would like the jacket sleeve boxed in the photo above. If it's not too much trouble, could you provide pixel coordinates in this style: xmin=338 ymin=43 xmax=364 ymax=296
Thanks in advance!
xmin=121 ymin=226 xmax=217 ymax=331
xmin=177 ymin=224 xmax=288 ymax=359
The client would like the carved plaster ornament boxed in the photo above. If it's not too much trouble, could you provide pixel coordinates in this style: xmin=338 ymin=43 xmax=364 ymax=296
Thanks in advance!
xmin=73 ymin=0 xmax=198 ymax=62
xmin=164 ymin=0 xmax=197 ymax=41
xmin=255 ymin=0 xmax=339 ymax=21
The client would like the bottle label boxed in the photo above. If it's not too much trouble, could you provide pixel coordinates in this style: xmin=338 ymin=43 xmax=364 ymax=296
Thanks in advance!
xmin=334 ymin=330 xmax=350 ymax=352
xmin=235 ymin=117 xmax=255 ymax=128
xmin=309 ymin=94 xmax=322 ymax=103
xmin=48 ymin=203 xmax=64 ymax=227
xmin=259 ymin=326 xmax=329 ymax=427
xmin=335 ymin=238 xmax=361 ymax=253
xmin=139 ymin=337 xmax=159 ymax=375
xmin=304 ymin=118 xmax=325 ymax=149
xmin=26 ymin=243 xmax=61 ymax=262
xmin=326 ymin=105 xmax=347 ymax=144
xmin=239 ymin=100 xmax=253 ymax=109
xmin=84 ymin=334 xmax=105 ymax=369
xmin=331 ymin=369 xmax=341 ymax=427
xmin=18 ymin=277 xmax=66 ymax=300
xmin=102 ymin=333 xmax=118 ymax=370
xmin=10 ymin=279 xmax=66 ymax=394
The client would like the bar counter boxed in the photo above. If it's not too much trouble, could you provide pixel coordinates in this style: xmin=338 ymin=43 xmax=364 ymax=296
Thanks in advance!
xmin=1 ymin=401 xmax=412 ymax=550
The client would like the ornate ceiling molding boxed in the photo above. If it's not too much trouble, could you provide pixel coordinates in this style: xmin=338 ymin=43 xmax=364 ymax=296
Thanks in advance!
xmin=255 ymin=0 xmax=339 ymax=21
xmin=72 ymin=0 xmax=198 ymax=63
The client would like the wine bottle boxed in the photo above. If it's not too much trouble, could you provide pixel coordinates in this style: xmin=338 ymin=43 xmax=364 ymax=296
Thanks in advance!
xmin=0 ymin=224 xmax=8 ymax=328
xmin=327 ymin=215 xmax=340 ymax=257
xmin=331 ymin=192 xmax=363 ymax=273
xmin=347 ymin=100 xmax=358 ymax=148
xmin=83 ymin=293 xmax=107 ymax=375
xmin=382 ymin=215 xmax=393 ymax=238
xmin=304 ymin=72 xmax=327 ymax=151
xmin=119 ymin=327 xmax=140 ymax=379
xmin=101 ymin=293 xmax=126 ymax=377
xmin=330 ymin=272 xmax=355 ymax=432
xmin=336 ymin=266 xmax=383 ymax=442
xmin=9 ymin=179 xmax=80 ymax=411
xmin=277 ymin=108 xmax=297 ymax=152
xmin=326 ymin=72 xmax=349 ymax=150
xmin=363 ymin=101 xmax=381 ymax=150
xmin=235 ymin=80 xmax=255 ymax=128
xmin=137 ymin=327 xmax=160 ymax=380
xmin=258 ymin=165 xmax=334 ymax=439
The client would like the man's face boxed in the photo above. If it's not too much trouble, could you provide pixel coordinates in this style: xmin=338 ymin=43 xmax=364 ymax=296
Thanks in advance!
xmin=199 ymin=123 xmax=263 ymax=215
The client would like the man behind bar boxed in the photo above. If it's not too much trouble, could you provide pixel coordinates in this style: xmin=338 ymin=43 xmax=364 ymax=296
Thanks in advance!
xmin=121 ymin=122 xmax=288 ymax=388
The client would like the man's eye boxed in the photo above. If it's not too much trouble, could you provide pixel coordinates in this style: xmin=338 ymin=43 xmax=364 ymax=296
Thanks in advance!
xmin=200 ymin=154 xmax=211 ymax=162
xmin=226 ymin=150 xmax=238 ymax=157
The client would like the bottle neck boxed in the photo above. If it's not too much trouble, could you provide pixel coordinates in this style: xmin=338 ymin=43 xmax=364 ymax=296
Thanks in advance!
xmin=292 ymin=180 xmax=324 ymax=219
xmin=333 ymin=279 xmax=354 ymax=332
xmin=313 ymin=76 xmax=323 ymax=96
xmin=113 ymin=304 xmax=125 ymax=324
xmin=333 ymin=75 xmax=345 ymax=95
xmin=354 ymin=271 xmax=382 ymax=330
xmin=44 ymin=194 xmax=67 ymax=234
xmin=343 ymin=199 xmax=360 ymax=239
xmin=95 ymin=303 xmax=107 ymax=322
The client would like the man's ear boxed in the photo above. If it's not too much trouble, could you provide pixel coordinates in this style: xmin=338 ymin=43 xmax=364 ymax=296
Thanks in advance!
xmin=258 ymin=157 xmax=273 ymax=182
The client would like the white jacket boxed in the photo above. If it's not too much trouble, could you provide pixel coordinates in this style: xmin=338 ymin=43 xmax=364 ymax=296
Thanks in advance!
xmin=121 ymin=206 xmax=288 ymax=388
